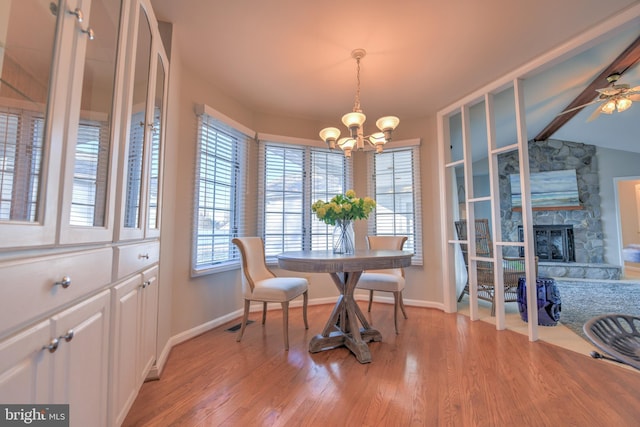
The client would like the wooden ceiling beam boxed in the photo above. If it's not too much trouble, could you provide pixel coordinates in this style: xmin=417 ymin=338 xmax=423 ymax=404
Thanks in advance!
xmin=534 ymin=34 xmax=640 ymax=142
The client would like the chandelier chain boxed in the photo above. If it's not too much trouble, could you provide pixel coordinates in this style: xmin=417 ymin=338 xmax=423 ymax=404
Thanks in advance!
xmin=353 ymin=57 xmax=362 ymax=113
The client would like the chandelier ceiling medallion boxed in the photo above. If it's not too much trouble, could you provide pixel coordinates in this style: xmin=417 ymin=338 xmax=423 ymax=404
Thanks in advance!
xmin=319 ymin=49 xmax=399 ymax=158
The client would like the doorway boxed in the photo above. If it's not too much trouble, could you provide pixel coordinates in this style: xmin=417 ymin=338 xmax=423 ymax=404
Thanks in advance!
xmin=615 ymin=177 xmax=640 ymax=279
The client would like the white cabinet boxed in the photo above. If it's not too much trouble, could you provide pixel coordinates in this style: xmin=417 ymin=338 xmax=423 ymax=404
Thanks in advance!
xmin=0 ymin=291 xmax=110 ymax=426
xmin=109 ymin=264 xmax=159 ymax=426
xmin=0 ymin=0 xmax=167 ymax=424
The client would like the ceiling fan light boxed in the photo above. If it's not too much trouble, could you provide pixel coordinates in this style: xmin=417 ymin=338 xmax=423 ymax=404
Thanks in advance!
xmin=601 ymin=99 xmax=616 ymax=114
xmin=616 ymin=97 xmax=632 ymax=112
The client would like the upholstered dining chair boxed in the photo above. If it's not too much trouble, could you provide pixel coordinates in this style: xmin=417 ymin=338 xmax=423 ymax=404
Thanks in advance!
xmin=232 ymin=237 xmax=309 ymax=350
xmin=356 ymin=235 xmax=409 ymax=334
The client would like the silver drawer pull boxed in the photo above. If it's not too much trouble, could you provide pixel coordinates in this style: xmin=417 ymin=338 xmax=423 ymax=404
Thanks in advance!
xmin=60 ymin=329 xmax=74 ymax=342
xmin=139 ymin=253 xmax=149 ymax=260
xmin=54 ymin=276 xmax=72 ymax=288
xmin=82 ymin=27 xmax=95 ymax=41
xmin=69 ymin=7 xmax=84 ymax=22
xmin=43 ymin=338 xmax=59 ymax=353
xmin=68 ymin=8 xmax=95 ymax=40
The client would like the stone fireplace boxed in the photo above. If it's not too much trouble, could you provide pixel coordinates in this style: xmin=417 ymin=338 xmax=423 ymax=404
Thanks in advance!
xmin=499 ymin=139 xmax=604 ymax=265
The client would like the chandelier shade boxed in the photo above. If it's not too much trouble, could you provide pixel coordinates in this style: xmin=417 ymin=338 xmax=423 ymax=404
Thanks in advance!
xmin=319 ymin=127 xmax=341 ymax=149
xmin=319 ymin=49 xmax=399 ymax=157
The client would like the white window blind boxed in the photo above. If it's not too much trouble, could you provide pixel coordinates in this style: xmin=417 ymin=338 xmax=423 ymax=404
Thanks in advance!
xmin=0 ymin=108 xmax=43 ymax=222
xmin=70 ymin=121 xmax=110 ymax=226
xmin=368 ymin=146 xmax=423 ymax=264
xmin=148 ymin=106 xmax=162 ymax=230
xmin=193 ymin=109 xmax=250 ymax=274
xmin=258 ymin=140 xmax=351 ymax=262
xmin=124 ymin=110 xmax=145 ymax=228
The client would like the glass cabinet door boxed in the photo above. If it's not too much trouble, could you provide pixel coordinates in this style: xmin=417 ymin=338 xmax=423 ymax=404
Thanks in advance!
xmin=59 ymin=0 xmax=124 ymax=244
xmin=0 ymin=0 xmax=61 ymax=248
xmin=119 ymin=3 xmax=152 ymax=240
xmin=117 ymin=0 xmax=168 ymax=241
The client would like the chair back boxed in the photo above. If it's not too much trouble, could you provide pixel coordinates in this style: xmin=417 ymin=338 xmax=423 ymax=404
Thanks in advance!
xmin=366 ymin=235 xmax=408 ymax=277
xmin=232 ymin=237 xmax=275 ymax=298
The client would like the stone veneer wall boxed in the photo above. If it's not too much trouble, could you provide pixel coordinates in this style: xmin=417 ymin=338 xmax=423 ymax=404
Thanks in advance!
xmin=499 ymin=139 xmax=604 ymax=264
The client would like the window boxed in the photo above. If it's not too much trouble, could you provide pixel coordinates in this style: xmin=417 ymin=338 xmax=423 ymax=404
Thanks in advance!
xmin=369 ymin=146 xmax=422 ymax=264
xmin=193 ymin=107 xmax=251 ymax=274
xmin=259 ymin=140 xmax=351 ymax=262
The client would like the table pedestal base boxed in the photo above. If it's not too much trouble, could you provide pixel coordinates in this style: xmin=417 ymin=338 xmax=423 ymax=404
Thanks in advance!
xmin=309 ymin=328 xmax=382 ymax=363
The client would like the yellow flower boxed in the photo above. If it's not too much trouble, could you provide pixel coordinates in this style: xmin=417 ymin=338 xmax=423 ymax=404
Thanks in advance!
xmin=312 ymin=190 xmax=376 ymax=225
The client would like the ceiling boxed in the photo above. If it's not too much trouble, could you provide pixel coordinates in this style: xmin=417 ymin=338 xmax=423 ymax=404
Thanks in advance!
xmin=149 ymin=0 xmax=640 ymax=153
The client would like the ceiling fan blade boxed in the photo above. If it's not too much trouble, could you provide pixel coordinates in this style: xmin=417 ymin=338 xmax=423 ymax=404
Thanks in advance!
xmin=557 ymin=99 xmax=600 ymax=116
xmin=586 ymin=106 xmax=603 ymax=122
xmin=629 ymin=93 xmax=640 ymax=101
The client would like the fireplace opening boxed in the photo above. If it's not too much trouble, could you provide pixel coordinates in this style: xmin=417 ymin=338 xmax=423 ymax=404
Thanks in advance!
xmin=518 ymin=225 xmax=575 ymax=262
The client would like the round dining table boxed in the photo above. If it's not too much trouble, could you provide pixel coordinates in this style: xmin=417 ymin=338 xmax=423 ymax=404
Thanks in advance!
xmin=277 ymin=249 xmax=413 ymax=363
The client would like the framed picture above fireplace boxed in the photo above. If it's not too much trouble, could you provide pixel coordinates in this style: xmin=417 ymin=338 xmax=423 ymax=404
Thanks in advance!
xmin=510 ymin=169 xmax=581 ymax=211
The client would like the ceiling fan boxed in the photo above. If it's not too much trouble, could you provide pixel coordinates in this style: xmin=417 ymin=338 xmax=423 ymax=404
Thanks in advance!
xmin=559 ymin=73 xmax=640 ymax=121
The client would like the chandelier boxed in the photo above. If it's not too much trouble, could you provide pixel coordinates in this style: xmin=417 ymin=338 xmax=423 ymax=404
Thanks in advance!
xmin=319 ymin=49 xmax=399 ymax=158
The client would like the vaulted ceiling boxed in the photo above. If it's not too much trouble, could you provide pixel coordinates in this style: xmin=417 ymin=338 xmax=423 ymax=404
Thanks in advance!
xmin=150 ymin=0 xmax=640 ymax=153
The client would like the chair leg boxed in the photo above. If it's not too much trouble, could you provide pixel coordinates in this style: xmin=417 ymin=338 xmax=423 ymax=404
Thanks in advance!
xmin=281 ymin=301 xmax=289 ymax=351
xmin=457 ymin=284 xmax=468 ymax=302
xmin=398 ymin=291 xmax=408 ymax=319
xmin=302 ymin=291 xmax=309 ymax=329
xmin=262 ymin=301 xmax=267 ymax=325
xmin=237 ymin=299 xmax=250 ymax=342
xmin=368 ymin=290 xmax=374 ymax=312
xmin=392 ymin=292 xmax=400 ymax=334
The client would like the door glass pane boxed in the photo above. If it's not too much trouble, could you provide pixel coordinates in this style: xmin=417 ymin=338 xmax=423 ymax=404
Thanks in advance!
xmin=124 ymin=6 xmax=151 ymax=229
xmin=147 ymin=54 xmax=165 ymax=230
xmin=0 ymin=1 xmax=57 ymax=222
xmin=70 ymin=0 xmax=122 ymax=226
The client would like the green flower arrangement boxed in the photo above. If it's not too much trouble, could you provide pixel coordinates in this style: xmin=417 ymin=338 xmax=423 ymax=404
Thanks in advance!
xmin=311 ymin=189 xmax=376 ymax=226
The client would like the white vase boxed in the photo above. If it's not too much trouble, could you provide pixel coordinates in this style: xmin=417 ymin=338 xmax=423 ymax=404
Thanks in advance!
xmin=333 ymin=219 xmax=355 ymax=254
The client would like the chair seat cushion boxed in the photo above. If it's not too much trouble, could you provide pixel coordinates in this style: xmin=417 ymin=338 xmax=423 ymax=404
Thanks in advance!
xmin=357 ymin=273 xmax=404 ymax=292
xmin=252 ymin=277 xmax=308 ymax=302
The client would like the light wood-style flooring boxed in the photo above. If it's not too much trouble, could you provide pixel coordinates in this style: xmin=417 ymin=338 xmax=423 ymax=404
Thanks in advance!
xmin=124 ymin=303 xmax=640 ymax=426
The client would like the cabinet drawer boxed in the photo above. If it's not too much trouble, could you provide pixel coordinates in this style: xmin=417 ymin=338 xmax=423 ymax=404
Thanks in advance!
xmin=114 ymin=241 xmax=159 ymax=279
xmin=0 ymin=248 xmax=113 ymax=338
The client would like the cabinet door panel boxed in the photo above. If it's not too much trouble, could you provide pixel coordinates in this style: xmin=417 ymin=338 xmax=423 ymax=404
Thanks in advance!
xmin=139 ymin=266 xmax=158 ymax=381
xmin=0 ymin=320 xmax=52 ymax=404
xmin=110 ymin=275 xmax=141 ymax=426
xmin=0 ymin=0 xmax=62 ymax=248
xmin=119 ymin=4 xmax=152 ymax=240
xmin=60 ymin=0 xmax=125 ymax=244
xmin=51 ymin=291 xmax=110 ymax=427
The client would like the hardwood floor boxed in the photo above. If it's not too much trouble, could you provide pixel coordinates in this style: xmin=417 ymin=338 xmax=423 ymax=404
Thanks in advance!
xmin=123 ymin=303 xmax=640 ymax=426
